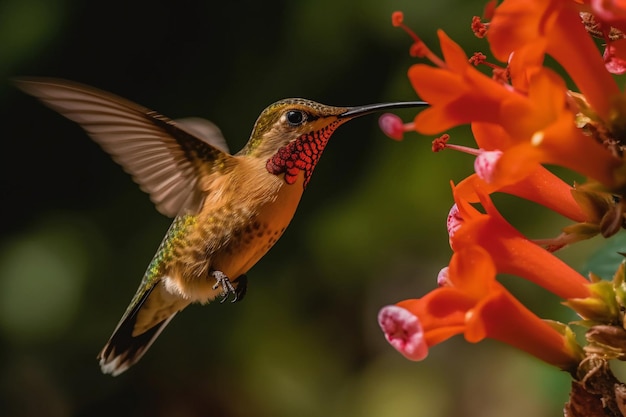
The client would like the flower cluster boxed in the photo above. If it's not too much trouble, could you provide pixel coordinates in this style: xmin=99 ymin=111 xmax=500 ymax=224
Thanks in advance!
xmin=378 ymin=1 xmax=626 ymax=395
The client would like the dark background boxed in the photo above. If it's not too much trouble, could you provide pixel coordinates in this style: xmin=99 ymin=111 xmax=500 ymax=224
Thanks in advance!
xmin=0 ymin=0 xmax=599 ymax=416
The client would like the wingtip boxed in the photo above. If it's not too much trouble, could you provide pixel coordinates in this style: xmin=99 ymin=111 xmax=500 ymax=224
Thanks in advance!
xmin=12 ymin=76 xmax=38 ymax=93
xmin=11 ymin=76 xmax=70 ymax=98
xmin=12 ymin=76 xmax=57 ymax=88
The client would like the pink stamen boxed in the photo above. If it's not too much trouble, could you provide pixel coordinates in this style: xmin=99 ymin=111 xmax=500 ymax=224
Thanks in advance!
xmin=432 ymin=136 xmax=481 ymax=156
xmin=378 ymin=113 xmax=414 ymax=140
xmin=442 ymin=143 xmax=481 ymax=156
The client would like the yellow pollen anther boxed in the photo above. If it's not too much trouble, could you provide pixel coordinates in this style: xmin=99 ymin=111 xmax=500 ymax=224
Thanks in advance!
xmin=531 ymin=131 xmax=544 ymax=146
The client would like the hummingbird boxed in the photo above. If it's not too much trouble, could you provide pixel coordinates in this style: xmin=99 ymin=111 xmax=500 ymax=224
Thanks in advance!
xmin=15 ymin=77 xmax=427 ymax=376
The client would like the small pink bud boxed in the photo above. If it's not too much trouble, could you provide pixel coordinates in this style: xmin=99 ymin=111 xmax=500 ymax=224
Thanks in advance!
xmin=474 ymin=150 xmax=502 ymax=183
xmin=378 ymin=305 xmax=428 ymax=360
xmin=378 ymin=113 xmax=405 ymax=140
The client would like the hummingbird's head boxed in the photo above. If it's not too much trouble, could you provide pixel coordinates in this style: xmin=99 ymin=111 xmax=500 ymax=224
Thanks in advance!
xmin=240 ymin=98 xmax=349 ymax=159
xmin=240 ymin=98 xmax=427 ymax=187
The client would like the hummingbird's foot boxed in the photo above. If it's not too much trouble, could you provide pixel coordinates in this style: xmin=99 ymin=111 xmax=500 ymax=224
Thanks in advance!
xmin=211 ymin=270 xmax=240 ymax=303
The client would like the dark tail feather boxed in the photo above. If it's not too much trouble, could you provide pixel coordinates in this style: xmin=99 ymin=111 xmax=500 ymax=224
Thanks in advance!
xmin=98 ymin=315 xmax=176 ymax=376
xmin=97 ymin=285 xmax=177 ymax=376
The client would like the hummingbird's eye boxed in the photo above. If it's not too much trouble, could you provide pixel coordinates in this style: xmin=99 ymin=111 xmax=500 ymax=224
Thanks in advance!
xmin=285 ymin=110 xmax=307 ymax=126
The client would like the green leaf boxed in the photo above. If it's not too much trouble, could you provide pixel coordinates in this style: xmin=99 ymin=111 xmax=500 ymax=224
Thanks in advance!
xmin=582 ymin=233 xmax=626 ymax=280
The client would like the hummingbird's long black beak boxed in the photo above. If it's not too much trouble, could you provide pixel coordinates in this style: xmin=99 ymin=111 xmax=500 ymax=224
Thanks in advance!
xmin=339 ymin=101 xmax=429 ymax=119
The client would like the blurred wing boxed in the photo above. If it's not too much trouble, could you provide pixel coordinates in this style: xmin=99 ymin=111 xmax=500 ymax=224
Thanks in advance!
xmin=175 ymin=117 xmax=229 ymax=153
xmin=14 ymin=77 xmax=235 ymax=217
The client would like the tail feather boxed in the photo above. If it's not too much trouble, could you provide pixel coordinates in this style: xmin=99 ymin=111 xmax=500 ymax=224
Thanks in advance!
xmin=98 ymin=313 xmax=176 ymax=376
xmin=97 ymin=281 xmax=186 ymax=376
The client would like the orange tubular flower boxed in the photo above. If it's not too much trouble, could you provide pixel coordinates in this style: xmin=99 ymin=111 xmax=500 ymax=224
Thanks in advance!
xmin=378 ymin=246 xmax=582 ymax=370
xmin=409 ymin=30 xmax=621 ymax=187
xmin=454 ymin=170 xmax=586 ymax=223
xmin=495 ymin=68 xmax=619 ymax=186
xmin=382 ymin=6 xmax=626 ymax=407
xmin=409 ymin=30 xmax=522 ymax=134
xmin=454 ymin=123 xmax=587 ymax=222
xmin=450 ymin=186 xmax=592 ymax=300
xmin=488 ymin=0 xmax=620 ymax=121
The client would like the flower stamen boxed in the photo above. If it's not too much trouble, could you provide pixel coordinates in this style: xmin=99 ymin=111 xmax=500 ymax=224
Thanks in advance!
xmin=432 ymin=134 xmax=450 ymax=152
xmin=469 ymin=52 xmax=487 ymax=66
xmin=392 ymin=11 xmax=447 ymax=68
xmin=471 ymin=16 xmax=489 ymax=38
xmin=432 ymin=135 xmax=482 ymax=156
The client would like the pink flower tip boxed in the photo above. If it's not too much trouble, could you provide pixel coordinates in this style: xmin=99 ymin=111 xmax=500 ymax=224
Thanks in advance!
xmin=379 ymin=113 xmax=406 ymax=140
xmin=378 ymin=305 xmax=428 ymax=360
xmin=437 ymin=266 xmax=451 ymax=287
xmin=604 ymin=45 xmax=626 ymax=75
xmin=474 ymin=150 xmax=503 ymax=183
xmin=447 ymin=204 xmax=463 ymax=244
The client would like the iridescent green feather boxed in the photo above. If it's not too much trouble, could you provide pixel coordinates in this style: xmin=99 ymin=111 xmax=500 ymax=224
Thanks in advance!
xmin=122 ymin=214 xmax=196 ymax=317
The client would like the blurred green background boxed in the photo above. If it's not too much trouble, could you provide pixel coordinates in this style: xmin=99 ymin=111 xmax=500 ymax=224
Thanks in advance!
xmin=0 ymin=0 xmax=611 ymax=416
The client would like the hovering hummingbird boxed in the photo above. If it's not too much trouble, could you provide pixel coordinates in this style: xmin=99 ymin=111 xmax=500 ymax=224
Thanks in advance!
xmin=15 ymin=77 xmax=426 ymax=376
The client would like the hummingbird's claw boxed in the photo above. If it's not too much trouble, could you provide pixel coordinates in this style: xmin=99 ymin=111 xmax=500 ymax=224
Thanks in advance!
xmin=211 ymin=270 xmax=239 ymax=303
